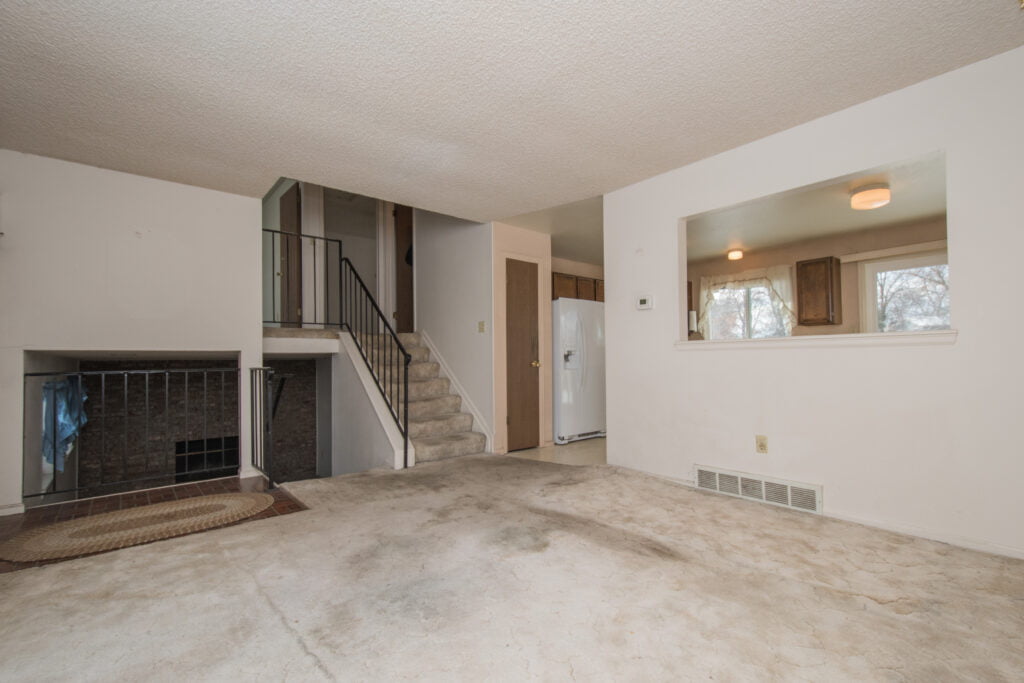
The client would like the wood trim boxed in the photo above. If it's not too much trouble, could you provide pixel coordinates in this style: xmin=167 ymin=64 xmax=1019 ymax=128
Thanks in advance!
xmin=839 ymin=240 xmax=947 ymax=263
xmin=676 ymin=329 xmax=957 ymax=350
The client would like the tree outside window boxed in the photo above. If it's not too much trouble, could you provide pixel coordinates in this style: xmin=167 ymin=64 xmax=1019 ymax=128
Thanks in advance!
xmin=876 ymin=264 xmax=950 ymax=331
xmin=707 ymin=284 xmax=790 ymax=340
xmin=863 ymin=251 xmax=950 ymax=333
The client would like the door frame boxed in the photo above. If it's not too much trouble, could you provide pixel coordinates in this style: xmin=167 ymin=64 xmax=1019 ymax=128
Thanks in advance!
xmin=492 ymin=244 xmax=552 ymax=454
xmin=279 ymin=182 xmax=302 ymax=327
xmin=376 ymin=202 xmax=416 ymax=333
xmin=376 ymin=201 xmax=397 ymax=329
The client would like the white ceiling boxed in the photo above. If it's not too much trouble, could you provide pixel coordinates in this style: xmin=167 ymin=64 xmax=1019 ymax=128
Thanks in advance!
xmin=686 ymin=154 xmax=947 ymax=261
xmin=501 ymin=196 xmax=604 ymax=265
xmin=1 ymin=3 xmax=1021 ymax=222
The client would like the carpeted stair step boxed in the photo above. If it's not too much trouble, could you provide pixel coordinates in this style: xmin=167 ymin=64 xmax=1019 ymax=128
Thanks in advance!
xmin=412 ymin=431 xmax=487 ymax=463
xmin=401 ymin=346 xmax=431 ymax=362
xmin=406 ymin=361 xmax=440 ymax=380
xmin=369 ymin=360 xmax=439 ymax=382
xmin=406 ymin=377 xmax=450 ymax=401
xmin=353 ymin=335 xmax=430 ymax=362
xmin=408 ymin=412 xmax=474 ymax=439
xmin=397 ymin=332 xmax=422 ymax=347
xmin=404 ymin=393 xmax=462 ymax=419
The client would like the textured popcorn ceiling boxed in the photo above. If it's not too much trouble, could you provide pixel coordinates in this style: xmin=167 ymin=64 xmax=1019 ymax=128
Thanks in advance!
xmin=1 ymin=2 xmax=1021 ymax=221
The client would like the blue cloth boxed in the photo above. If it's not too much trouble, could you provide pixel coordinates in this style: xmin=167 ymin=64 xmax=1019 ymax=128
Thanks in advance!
xmin=41 ymin=379 xmax=88 ymax=473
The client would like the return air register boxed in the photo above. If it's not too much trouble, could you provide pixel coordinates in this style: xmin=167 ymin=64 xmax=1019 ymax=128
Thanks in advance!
xmin=695 ymin=465 xmax=822 ymax=514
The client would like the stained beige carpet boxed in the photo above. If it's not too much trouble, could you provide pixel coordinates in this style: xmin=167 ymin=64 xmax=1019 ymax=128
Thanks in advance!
xmin=0 ymin=492 xmax=274 ymax=562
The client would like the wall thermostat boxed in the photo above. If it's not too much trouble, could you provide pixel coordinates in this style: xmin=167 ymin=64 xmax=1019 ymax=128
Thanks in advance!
xmin=636 ymin=295 xmax=654 ymax=310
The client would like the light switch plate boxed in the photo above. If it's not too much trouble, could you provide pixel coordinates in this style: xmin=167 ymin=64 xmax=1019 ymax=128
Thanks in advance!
xmin=477 ymin=321 xmax=486 ymax=333
xmin=636 ymin=295 xmax=654 ymax=310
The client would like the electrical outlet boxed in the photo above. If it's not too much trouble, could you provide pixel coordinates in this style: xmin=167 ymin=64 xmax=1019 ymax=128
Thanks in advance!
xmin=478 ymin=321 xmax=486 ymax=333
xmin=755 ymin=434 xmax=768 ymax=454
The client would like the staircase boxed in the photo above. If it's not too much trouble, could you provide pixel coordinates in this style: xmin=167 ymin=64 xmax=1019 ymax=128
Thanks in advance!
xmin=366 ymin=332 xmax=487 ymax=463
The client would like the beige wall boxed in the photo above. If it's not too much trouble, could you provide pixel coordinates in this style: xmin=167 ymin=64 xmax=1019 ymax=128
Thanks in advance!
xmin=686 ymin=216 xmax=946 ymax=335
xmin=552 ymin=256 xmax=604 ymax=280
xmin=492 ymin=222 xmax=552 ymax=454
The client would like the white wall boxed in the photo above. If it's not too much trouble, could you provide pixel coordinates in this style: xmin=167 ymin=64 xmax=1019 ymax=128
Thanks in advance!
xmin=414 ymin=210 xmax=494 ymax=435
xmin=324 ymin=193 xmax=378 ymax=300
xmin=0 ymin=150 xmax=263 ymax=513
xmin=332 ymin=339 xmax=404 ymax=474
xmin=604 ymin=47 xmax=1024 ymax=557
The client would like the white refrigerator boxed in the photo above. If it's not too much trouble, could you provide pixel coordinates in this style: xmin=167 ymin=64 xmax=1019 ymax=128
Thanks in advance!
xmin=552 ymin=298 xmax=606 ymax=444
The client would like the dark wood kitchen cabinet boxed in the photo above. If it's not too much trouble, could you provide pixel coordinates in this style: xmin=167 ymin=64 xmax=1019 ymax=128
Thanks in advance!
xmin=796 ymin=256 xmax=842 ymax=325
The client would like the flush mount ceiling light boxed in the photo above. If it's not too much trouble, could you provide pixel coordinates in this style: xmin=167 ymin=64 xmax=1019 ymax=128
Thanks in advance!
xmin=727 ymin=249 xmax=744 ymax=260
xmin=850 ymin=183 xmax=891 ymax=210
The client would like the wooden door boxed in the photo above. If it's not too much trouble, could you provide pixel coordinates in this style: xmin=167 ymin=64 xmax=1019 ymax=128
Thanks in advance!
xmin=279 ymin=184 xmax=302 ymax=326
xmin=394 ymin=205 xmax=414 ymax=333
xmin=506 ymin=259 xmax=539 ymax=451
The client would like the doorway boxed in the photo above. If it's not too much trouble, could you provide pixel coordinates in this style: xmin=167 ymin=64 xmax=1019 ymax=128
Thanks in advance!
xmin=506 ymin=258 xmax=540 ymax=451
xmin=279 ymin=183 xmax=302 ymax=326
xmin=394 ymin=205 xmax=415 ymax=333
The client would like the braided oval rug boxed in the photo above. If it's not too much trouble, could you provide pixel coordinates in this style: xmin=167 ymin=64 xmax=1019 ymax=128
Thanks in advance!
xmin=0 ymin=492 xmax=275 ymax=562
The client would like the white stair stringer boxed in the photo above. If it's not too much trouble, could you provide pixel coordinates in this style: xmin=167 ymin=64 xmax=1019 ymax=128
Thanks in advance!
xmin=338 ymin=333 xmax=415 ymax=469
xmin=418 ymin=330 xmax=493 ymax=454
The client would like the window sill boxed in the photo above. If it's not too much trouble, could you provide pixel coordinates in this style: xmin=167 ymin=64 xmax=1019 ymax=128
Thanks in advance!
xmin=674 ymin=329 xmax=958 ymax=351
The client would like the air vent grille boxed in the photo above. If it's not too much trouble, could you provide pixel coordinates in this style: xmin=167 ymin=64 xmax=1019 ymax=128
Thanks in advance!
xmin=693 ymin=465 xmax=822 ymax=514
xmin=740 ymin=477 xmax=763 ymax=500
xmin=764 ymin=481 xmax=789 ymax=506
xmin=790 ymin=486 xmax=818 ymax=511
xmin=718 ymin=473 xmax=739 ymax=495
xmin=697 ymin=469 xmax=717 ymax=490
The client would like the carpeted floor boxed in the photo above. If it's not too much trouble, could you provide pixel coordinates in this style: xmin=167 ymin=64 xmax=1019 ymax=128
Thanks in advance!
xmin=0 ymin=455 xmax=1021 ymax=681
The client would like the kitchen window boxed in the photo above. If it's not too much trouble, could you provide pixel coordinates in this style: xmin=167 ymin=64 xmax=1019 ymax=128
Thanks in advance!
xmin=861 ymin=251 xmax=950 ymax=333
xmin=698 ymin=266 xmax=795 ymax=340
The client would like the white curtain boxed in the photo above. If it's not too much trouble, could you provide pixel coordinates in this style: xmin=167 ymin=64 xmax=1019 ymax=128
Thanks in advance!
xmin=697 ymin=265 xmax=795 ymax=338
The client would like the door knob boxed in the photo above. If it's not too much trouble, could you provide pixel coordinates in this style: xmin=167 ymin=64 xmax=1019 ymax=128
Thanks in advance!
xmin=530 ymin=360 xmax=541 ymax=368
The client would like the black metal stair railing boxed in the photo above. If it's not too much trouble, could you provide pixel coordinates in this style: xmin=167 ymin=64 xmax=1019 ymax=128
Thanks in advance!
xmin=259 ymin=228 xmax=411 ymax=467
xmin=339 ymin=257 xmax=412 ymax=468
xmin=262 ymin=229 xmax=344 ymax=327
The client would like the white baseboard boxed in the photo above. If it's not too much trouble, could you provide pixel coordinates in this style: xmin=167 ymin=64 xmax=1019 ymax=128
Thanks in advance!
xmin=419 ymin=330 xmax=494 ymax=453
xmin=0 ymin=502 xmax=25 ymax=516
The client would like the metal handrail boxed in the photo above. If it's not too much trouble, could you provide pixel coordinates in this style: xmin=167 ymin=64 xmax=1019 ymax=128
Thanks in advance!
xmin=263 ymin=229 xmax=344 ymax=327
xmin=249 ymin=367 xmax=275 ymax=488
xmin=260 ymin=228 xmax=412 ymax=467
xmin=339 ymin=257 xmax=411 ymax=467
